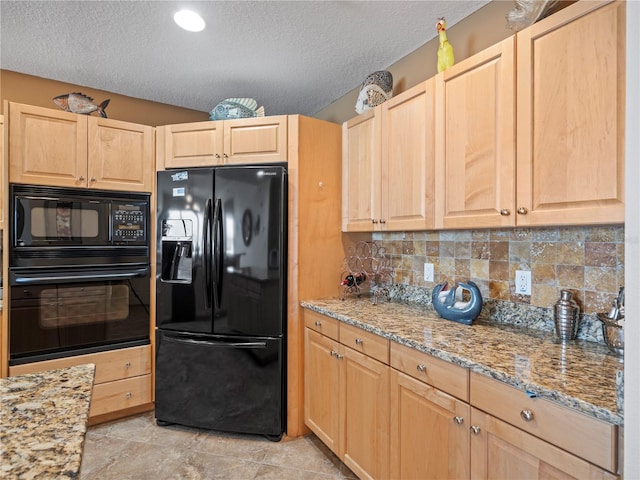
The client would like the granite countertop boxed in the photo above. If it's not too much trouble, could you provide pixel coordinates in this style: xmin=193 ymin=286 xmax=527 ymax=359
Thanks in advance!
xmin=301 ymin=298 xmax=624 ymax=426
xmin=1 ymin=363 xmax=96 ymax=479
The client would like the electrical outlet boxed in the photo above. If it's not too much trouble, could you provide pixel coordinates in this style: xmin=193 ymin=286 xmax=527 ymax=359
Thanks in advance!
xmin=423 ymin=263 xmax=434 ymax=282
xmin=515 ymin=270 xmax=532 ymax=295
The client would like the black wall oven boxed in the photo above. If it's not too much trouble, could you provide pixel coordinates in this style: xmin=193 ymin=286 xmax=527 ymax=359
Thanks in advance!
xmin=8 ymin=184 xmax=151 ymax=365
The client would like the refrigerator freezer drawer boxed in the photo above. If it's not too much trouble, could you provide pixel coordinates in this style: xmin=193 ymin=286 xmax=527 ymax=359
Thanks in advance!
xmin=154 ymin=330 xmax=285 ymax=437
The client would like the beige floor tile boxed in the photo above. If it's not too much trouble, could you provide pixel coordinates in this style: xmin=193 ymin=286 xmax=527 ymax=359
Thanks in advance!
xmin=80 ymin=413 xmax=350 ymax=480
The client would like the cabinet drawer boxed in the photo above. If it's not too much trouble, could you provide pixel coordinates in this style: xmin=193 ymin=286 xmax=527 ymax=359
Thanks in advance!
xmin=390 ymin=341 xmax=469 ymax=401
xmin=90 ymin=374 xmax=152 ymax=417
xmin=470 ymin=372 xmax=618 ymax=473
xmin=9 ymin=345 xmax=151 ymax=384
xmin=304 ymin=309 xmax=339 ymax=341
xmin=340 ymin=322 xmax=389 ymax=364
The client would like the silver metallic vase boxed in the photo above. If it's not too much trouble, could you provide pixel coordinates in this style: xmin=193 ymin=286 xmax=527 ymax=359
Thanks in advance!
xmin=554 ymin=290 xmax=580 ymax=341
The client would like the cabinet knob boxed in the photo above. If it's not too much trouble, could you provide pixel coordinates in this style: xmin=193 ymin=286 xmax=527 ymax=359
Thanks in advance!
xmin=453 ymin=416 xmax=464 ymax=425
xmin=517 ymin=207 xmax=528 ymax=215
xmin=215 ymin=154 xmax=221 ymax=159
xmin=500 ymin=209 xmax=511 ymax=216
xmin=520 ymin=409 xmax=534 ymax=422
xmin=315 ymin=320 xmax=322 ymax=327
xmin=78 ymin=176 xmax=85 ymax=181
xmin=330 ymin=350 xmax=337 ymax=357
xmin=336 ymin=353 xmax=344 ymax=360
xmin=416 ymin=364 xmax=427 ymax=373
xmin=90 ymin=177 xmax=96 ymax=183
xmin=125 ymin=392 xmax=132 ymax=399
xmin=379 ymin=219 xmax=386 ymax=224
xmin=223 ymin=153 xmax=229 ymax=159
xmin=355 ymin=338 xmax=363 ymax=346
xmin=470 ymin=426 xmax=481 ymax=435
xmin=124 ymin=361 xmax=131 ymax=369
xmin=372 ymin=219 xmax=379 ymax=224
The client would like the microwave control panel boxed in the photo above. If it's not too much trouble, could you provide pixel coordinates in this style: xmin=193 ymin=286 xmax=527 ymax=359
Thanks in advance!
xmin=112 ymin=202 xmax=148 ymax=242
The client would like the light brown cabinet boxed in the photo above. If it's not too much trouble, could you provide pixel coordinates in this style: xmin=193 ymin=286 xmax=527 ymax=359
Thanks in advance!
xmin=515 ymin=0 xmax=625 ymax=226
xmin=435 ymin=0 xmax=625 ymax=229
xmin=390 ymin=341 xmax=470 ymax=479
xmin=470 ymin=372 xmax=619 ymax=476
xmin=342 ymin=79 xmax=435 ymax=232
xmin=0 ymin=114 xmax=5 ymax=229
xmin=304 ymin=309 xmax=621 ymax=479
xmin=304 ymin=310 xmax=390 ymax=480
xmin=9 ymin=345 xmax=153 ymax=421
xmin=159 ymin=115 xmax=287 ymax=169
xmin=8 ymin=102 xmax=154 ymax=192
xmin=434 ymin=37 xmax=516 ymax=229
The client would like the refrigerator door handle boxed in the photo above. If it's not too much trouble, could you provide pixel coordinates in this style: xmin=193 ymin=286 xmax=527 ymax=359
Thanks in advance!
xmin=203 ymin=198 xmax=213 ymax=309
xmin=213 ymin=198 xmax=223 ymax=307
xmin=164 ymin=336 xmax=268 ymax=349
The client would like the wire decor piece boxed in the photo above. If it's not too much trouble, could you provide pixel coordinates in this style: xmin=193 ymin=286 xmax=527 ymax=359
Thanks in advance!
xmin=340 ymin=241 xmax=393 ymax=303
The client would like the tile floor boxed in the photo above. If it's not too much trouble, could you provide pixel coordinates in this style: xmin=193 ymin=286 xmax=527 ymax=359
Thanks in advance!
xmin=80 ymin=412 xmax=356 ymax=479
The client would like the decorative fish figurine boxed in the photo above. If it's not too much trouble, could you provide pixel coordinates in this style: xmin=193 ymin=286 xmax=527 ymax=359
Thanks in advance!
xmin=355 ymin=70 xmax=393 ymax=114
xmin=53 ymin=92 xmax=110 ymax=118
xmin=209 ymin=98 xmax=265 ymax=121
xmin=436 ymin=17 xmax=455 ymax=73
xmin=431 ymin=281 xmax=483 ymax=325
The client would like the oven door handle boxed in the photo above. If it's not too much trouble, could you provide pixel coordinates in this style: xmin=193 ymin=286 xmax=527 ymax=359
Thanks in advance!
xmin=11 ymin=267 xmax=150 ymax=285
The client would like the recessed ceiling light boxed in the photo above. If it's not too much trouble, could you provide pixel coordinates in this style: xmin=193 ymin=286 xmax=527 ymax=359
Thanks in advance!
xmin=174 ymin=9 xmax=205 ymax=32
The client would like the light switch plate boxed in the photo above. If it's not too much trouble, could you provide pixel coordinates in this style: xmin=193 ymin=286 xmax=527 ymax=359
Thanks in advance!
xmin=424 ymin=263 xmax=434 ymax=282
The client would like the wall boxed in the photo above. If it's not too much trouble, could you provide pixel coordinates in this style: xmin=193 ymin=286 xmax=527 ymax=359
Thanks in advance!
xmin=370 ymin=225 xmax=624 ymax=315
xmin=624 ymin=0 xmax=639 ymax=475
xmin=0 ymin=70 xmax=208 ymax=126
xmin=315 ymin=0 xmax=519 ymax=125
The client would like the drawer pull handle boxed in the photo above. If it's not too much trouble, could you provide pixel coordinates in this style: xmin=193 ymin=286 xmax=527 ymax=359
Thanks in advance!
xmin=125 ymin=392 xmax=132 ymax=399
xmin=416 ymin=364 xmax=427 ymax=373
xmin=470 ymin=426 xmax=481 ymax=435
xmin=124 ymin=361 xmax=132 ymax=368
xmin=315 ymin=320 xmax=322 ymax=327
xmin=355 ymin=338 xmax=363 ymax=346
xmin=453 ymin=416 xmax=464 ymax=425
xmin=520 ymin=409 xmax=534 ymax=422
xmin=500 ymin=208 xmax=511 ymax=216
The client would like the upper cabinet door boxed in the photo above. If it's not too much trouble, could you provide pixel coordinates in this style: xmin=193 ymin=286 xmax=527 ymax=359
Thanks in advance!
xmin=163 ymin=121 xmax=225 ymax=169
xmin=435 ymin=37 xmax=516 ymax=229
xmin=342 ymin=108 xmax=380 ymax=232
xmin=516 ymin=0 xmax=625 ymax=226
xmin=88 ymin=117 xmax=154 ymax=192
xmin=223 ymin=115 xmax=288 ymax=164
xmin=9 ymin=103 xmax=88 ymax=188
xmin=1 ymin=115 xmax=5 ymax=229
xmin=381 ymin=79 xmax=435 ymax=231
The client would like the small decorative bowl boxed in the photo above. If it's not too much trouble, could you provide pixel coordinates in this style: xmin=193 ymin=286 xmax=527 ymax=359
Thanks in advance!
xmin=597 ymin=313 xmax=624 ymax=356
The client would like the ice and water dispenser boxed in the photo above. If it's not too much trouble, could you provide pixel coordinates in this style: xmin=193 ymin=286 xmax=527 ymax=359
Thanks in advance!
xmin=161 ymin=219 xmax=193 ymax=283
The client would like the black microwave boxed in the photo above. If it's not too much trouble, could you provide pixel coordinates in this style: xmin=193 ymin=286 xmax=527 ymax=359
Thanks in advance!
xmin=10 ymin=184 xmax=150 ymax=268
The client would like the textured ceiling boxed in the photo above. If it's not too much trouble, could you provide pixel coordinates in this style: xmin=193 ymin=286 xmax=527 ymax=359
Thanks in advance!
xmin=1 ymin=1 xmax=490 ymax=116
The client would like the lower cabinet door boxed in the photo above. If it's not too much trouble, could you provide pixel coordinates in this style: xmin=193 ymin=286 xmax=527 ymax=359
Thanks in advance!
xmin=341 ymin=345 xmax=390 ymax=480
xmin=304 ymin=328 xmax=341 ymax=453
xmin=469 ymin=408 xmax=618 ymax=480
xmin=390 ymin=370 xmax=470 ymax=480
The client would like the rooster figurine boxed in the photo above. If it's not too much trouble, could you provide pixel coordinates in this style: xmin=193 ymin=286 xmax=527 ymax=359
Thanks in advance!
xmin=436 ymin=17 xmax=455 ymax=73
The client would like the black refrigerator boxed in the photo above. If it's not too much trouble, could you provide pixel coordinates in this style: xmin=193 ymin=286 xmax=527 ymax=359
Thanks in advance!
xmin=155 ymin=164 xmax=287 ymax=440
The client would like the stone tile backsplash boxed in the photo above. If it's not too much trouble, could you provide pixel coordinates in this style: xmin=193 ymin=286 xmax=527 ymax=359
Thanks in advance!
xmin=370 ymin=224 xmax=625 ymax=315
